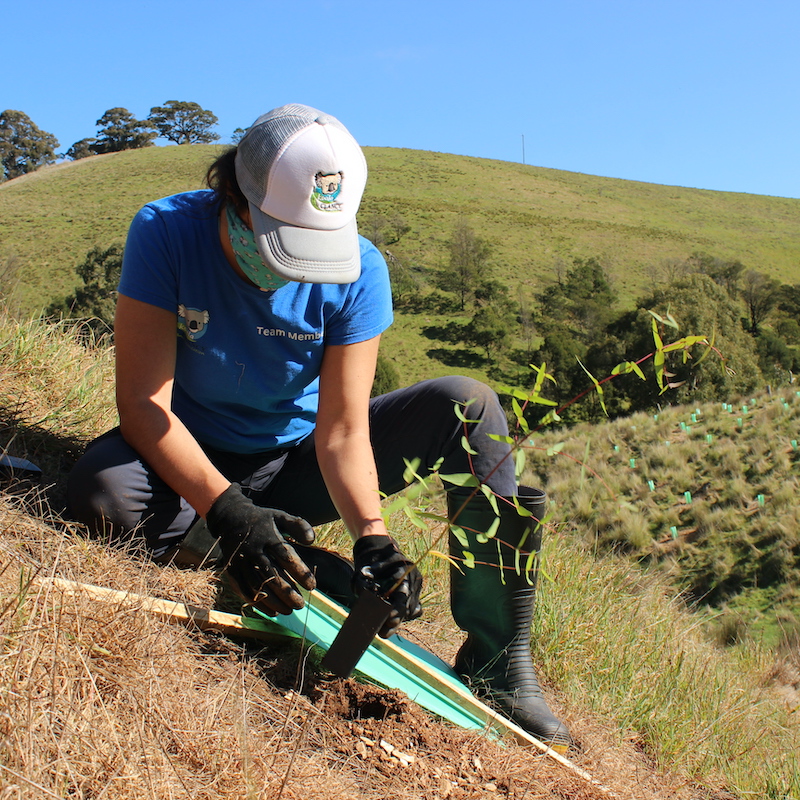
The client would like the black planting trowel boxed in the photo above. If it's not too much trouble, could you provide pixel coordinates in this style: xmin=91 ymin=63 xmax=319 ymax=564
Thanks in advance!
xmin=321 ymin=588 xmax=393 ymax=678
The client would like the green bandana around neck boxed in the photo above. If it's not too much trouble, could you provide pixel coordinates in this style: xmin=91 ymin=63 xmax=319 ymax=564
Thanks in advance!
xmin=226 ymin=204 xmax=289 ymax=292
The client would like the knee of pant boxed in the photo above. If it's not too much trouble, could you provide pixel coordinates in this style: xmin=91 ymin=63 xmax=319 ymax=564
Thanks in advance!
xmin=429 ymin=376 xmax=502 ymax=418
xmin=67 ymin=459 xmax=130 ymax=538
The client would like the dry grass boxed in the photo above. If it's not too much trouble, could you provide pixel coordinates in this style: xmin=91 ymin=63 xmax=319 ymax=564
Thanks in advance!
xmin=2 ymin=313 xmax=800 ymax=798
xmin=0 ymin=493 xmax=700 ymax=800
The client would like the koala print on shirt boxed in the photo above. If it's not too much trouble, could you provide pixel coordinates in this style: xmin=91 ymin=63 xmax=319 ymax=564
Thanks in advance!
xmin=177 ymin=304 xmax=210 ymax=341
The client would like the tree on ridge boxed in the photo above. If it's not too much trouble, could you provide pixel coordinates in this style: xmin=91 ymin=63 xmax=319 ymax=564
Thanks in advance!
xmin=0 ymin=110 xmax=59 ymax=180
xmin=148 ymin=101 xmax=220 ymax=144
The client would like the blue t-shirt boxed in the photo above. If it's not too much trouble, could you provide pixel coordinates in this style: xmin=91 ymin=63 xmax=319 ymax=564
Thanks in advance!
xmin=118 ymin=190 xmax=393 ymax=453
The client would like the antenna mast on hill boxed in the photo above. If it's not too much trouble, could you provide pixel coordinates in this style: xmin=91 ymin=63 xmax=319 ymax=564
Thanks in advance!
xmin=522 ymin=134 xmax=525 ymax=165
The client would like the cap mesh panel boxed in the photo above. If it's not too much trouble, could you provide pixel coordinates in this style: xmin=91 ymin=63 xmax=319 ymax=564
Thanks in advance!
xmin=236 ymin=104 xmax=348 ymax=207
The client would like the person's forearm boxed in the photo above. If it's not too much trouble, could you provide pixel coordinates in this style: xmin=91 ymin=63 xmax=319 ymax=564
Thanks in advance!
xmin=118 ymin=400 xmax=230 ymax=517
xmin=315 ymin=429 xmax=388 ymax=541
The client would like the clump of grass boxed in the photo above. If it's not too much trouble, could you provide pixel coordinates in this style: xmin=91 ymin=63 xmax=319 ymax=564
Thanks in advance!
xmin=525 ymin=385 xmax=800 ymax=641
xmin=0 ymin=311 xmax=116 ymax=439
xmin=534 ymin=534 xmax=800 ymax=798
xmin=0 ymin=311 xmax=116 ymax=511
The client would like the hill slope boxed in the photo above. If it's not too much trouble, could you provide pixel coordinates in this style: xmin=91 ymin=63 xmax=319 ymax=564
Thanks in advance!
xmin=1 ymin=312 xmax=798 ymax=799
xmin=2 ymin=145 xmax=800 ymax=317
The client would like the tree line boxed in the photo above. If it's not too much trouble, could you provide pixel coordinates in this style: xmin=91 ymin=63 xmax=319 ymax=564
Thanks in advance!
xmin=0 ymin=102 xmax=223 ymax=181
xmin=378 ymin=217 xmax=800 ymax=423
xmin=46 ymin=212 xmax=800 ymax=424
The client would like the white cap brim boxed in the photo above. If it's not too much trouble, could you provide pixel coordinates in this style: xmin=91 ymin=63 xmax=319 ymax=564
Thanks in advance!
xmin=249 ymin=200 xmax=361 ymax=284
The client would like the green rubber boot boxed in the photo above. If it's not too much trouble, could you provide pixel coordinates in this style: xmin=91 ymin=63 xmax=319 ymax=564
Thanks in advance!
xmin=448 ymin=486 xmax=572 ymax=752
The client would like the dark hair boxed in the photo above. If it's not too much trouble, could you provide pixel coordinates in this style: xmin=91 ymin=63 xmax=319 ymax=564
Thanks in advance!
xmin=205 ymin=147 xmax=248 ymax=216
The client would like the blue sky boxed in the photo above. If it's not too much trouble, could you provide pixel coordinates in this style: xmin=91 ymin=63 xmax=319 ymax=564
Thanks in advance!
xmin=4 ymin=0 xmax=799 ymax=198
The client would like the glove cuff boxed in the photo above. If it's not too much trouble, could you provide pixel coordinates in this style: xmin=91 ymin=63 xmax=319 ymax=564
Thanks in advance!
xmin=206 ymin=483 xmax=249 ymax=540
xmin=352 ymin=534 xmax=396 ymax=559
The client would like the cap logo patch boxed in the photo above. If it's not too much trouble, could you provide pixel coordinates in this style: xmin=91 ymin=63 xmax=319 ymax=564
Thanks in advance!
xmin=311 ymin=171 xmax=344 ymax=212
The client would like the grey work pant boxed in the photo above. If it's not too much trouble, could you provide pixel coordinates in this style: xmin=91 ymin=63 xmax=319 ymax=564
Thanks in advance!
xmin=67 ymin=376 xmax=516 ymax=557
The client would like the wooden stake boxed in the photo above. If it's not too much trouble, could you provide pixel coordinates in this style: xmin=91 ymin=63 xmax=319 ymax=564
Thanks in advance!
xmin=37 ymin=576 xmax=290 ymax=642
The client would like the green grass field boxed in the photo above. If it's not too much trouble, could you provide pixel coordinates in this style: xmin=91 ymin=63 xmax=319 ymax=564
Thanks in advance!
xmin=3 ymin=144 xmax=800 ymax=319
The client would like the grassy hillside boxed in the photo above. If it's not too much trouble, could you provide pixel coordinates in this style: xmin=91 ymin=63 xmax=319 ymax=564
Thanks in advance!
xmin=1 ymin=313 xmax=798 ymax=799
xmin=525 ymin=384 xmax=800 ymax=646
xmin=3 ymin=147 xmax=799 ymax=624
xmin=2 ymin=144 xmax=800 ymax=319
xmin=0 ymin=147 xmax=219 ymax=313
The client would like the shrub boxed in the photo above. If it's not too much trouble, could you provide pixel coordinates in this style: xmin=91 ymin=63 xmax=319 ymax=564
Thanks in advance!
xmin=372 ymin=354 xmax=400 ymax=397
xmin=46 ymin=244 xmax=123 ymax=337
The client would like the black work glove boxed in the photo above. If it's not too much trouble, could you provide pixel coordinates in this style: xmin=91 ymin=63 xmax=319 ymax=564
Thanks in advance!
xmin=352 ymin=534 xmax=423 ymax=638
xmin=206 ymin=483 xmax=316 ymax=616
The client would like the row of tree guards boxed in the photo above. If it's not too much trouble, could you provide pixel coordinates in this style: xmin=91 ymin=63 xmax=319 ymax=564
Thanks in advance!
xmin=605 ymin=389 xmax=800 ymax=536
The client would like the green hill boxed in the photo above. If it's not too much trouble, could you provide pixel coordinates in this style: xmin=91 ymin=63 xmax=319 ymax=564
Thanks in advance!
xmin=2 ymin=149 xmax=800 ymax=796
xmin=3 ymin=144 xmax=800 ymax=318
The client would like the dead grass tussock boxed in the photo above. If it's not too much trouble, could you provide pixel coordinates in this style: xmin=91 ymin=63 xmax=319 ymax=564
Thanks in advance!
xmin=0 ymin=314 xmax=116 ymax=442
xmin=640 ymin=441 xmax=685 ymax=474
xmin=772 ymin=477 xmax=800 ymax=509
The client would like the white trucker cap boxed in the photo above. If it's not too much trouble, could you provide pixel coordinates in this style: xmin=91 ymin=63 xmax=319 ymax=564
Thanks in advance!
xmin=234 ymin=104 xmax=368 ymax=284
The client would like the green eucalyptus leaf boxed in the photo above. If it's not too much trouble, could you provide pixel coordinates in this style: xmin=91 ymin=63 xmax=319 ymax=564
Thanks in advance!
xmin=404 ymin=480 xmax=426 ymax=501
xmin=499 ymin=386 xmax=533 ymax=400
xmin=451 ymin=524 xmax=469 ymax=548
xmin=402 ymin=457 xmax=423 ymax=484
xmin=529 ymin=361 xmax=557 ymax=386
xmin=483 ymin=516 xmax=501 ymax=541
xmin=495 ymin=540 xmax=506 ymax=586
xmin=453 ymin=400 xmax=481 ymax=424
xmin=651 ymin=317 xmax=664 ymax=350
xmin=511 ymin=397 xmax=531 ymax=434
xmin=612 ymin=361 xmax=646 ymax=381
xmin=441 ymin=472 xmax=480 ymax=487
xmin=429 ymin=549 xmax=462 ymax=571
xmin=515 ymin=448 xmax=527 ymax=480
xmin=415 ymin=511 xmax=451 ymax=522
xmin=523 ymin=550 xmax=538 ymax=586
xmin=654 ymin=348 xmax=665 ymax=390
xmin=577 ymin=358 xmax=607 ymax=415
xmin=487 ymin=433 xmax=516 ymax=445
xmin=403 ymin=504 xmax=429 ymax=529
xmin=479 ymin=483 xmax=500 ymax=515
xmin=541 ymin=409 xmax=561 ymax=426
xmin=381 ymin=495 xmax=409 ymax=516
xmin=460 ymin=435 xmax=478 ymax=455
xmin=512 ymin=496 xmax=533 ymax=516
